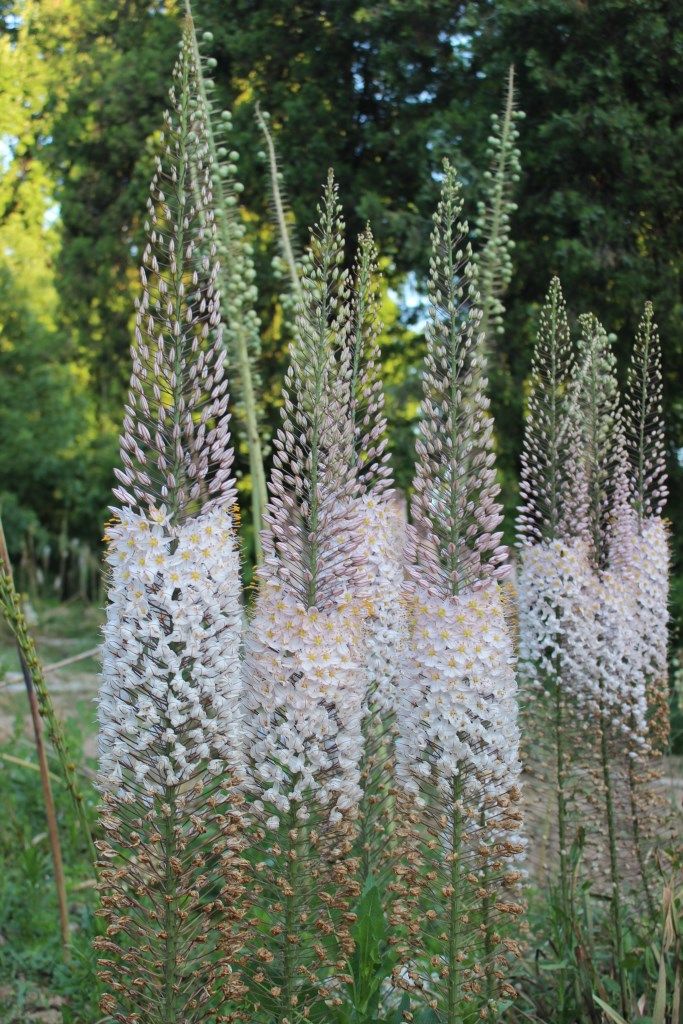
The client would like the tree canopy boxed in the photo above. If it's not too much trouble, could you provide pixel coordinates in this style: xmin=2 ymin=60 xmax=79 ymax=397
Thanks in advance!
xmin=0 ymin=0 xmax=680 ymax=604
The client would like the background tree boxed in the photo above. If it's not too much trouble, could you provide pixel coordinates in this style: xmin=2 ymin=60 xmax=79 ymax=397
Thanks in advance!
xmin=1 ymin=0 xmax=681 ymax=622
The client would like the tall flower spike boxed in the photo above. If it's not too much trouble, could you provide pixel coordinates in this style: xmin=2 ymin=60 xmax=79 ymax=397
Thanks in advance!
xmin=344 ymin=229 xmax=406 ymax=906
xmin=475 ymin=65 xmax=523 ymax=348
xmin=614 ymin=303 xmax=671 ymax=917
xmin=624 ymin=301 xmax=668 ymax=522
xmin=96 ymin=33 xmax=246 ymax=1024
xmin=409 ymin=170 xmax=508 ymax=595
xmin=243 ymin=173 xmax=368 ymax=1023
xmin=395 ymin=162 xmax=523 ymax=1023
xmin=517 ymin=277 xmax=587 ymax=546
xmin=516 ymin=278 xmax=595 ymax=907
xmin=623 ymin=303 xmax=670 ymax=750
xmin=571 ymin=314 xmax=622 ymax=568
xmin=259 ymin=170 xmax=362 ymax=606
xmin=184 ymin=4 xmax=268 ymax=561
xmin=571 ymin=313 xmax=634 ymax=1011
xmin=347 ymin=227 xmax=392 ymax=500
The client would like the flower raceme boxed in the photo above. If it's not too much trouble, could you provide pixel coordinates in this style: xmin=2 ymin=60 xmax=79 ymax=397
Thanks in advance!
xmin=241 ymin=175 xmax=370 ymax=1022
xmin=397 ymin=585 xmax=519 ymax=806
xmin=394 ymin=162 xmax=523 ymax=1023
xmin=623 ymin=302 xmax=670 ymax=751
xmin=343 ymin=229 xmax=407 ymax=893
xmin=95 ymin=28 xmax=246 ymax=1024
xmin=517 ymin=286 xmax=670 ymax=1016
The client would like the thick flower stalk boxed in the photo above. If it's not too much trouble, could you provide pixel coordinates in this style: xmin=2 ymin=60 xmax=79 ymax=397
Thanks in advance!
xmin=607 ymin=302 xmax=671 ymax=921
xmin=243 ymin=174 xmax=368 ymax=1023
xmin=255 ymin=103 xmax=302 ymax=303
xmin=185 ymin=4 xmax=268 ymax=561
xmin=95 ymin=36 xmax=246 ymax=1024
xmin=394 ymin=162 xmax=523 ymax=1024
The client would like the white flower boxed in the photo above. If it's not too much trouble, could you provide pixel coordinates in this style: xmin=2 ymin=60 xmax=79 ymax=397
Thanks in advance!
xmin=244 ymin=577 xmax=366 ymax=823
xmin=98 ymin=505 xmax=242 ymax=797
xmin=396 ymin=583 xmax=521 ymax=807
xmin=354 ymin=494 xmax=407 ymax=718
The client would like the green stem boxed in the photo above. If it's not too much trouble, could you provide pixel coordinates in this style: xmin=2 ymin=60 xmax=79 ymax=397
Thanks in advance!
xmin=162 ymin=789 xmax=180 ymax=1023
xmin=0 ymin=524 xmax=96 ymax=867
xmin=625 ymin=723 xmax=656 ymax=922
xmin=599 ymin=711 xmax=628 ymax=1016
xmin=447 ymin=776 xmax=464 ymax=1023
xmin=480 ymin=807 xmax=495 ymax=1010
xmin=282 ymin=807 xmax=300 ymax=1023
xmin=555 ymin=670 xmax=570 ymax=918
xmin=235 ymin=325 xmax=268 ymax=563
xmin=255 ymin=104 xmax=302 ymax=301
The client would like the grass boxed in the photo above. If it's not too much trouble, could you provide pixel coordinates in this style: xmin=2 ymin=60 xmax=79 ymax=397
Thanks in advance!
xmin=0 ymin=599 xmax=101 ymax=1024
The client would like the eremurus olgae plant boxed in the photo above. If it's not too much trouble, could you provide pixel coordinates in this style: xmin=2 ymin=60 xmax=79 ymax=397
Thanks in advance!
xmin=94 ymin=29 xmax=246 ymax=1023
xmin=85 ymin=15 xmax=674 ymax=1022
xmin=517 ymin=286 xmax=671 ymax=1021
xmin=242 ymin=173 xmax=370 ymax=1022
xmin=393 ymin=162 xmax=524 ymax=1023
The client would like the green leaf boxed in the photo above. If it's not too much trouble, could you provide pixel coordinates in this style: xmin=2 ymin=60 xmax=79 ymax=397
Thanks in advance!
xmin=653 ymin=948 xmax=668 ymax=1024
xmin=347 ymin=884 xmax=395 ymax=1019
xmin=593 ymin=994 xmax=630 ymax=1024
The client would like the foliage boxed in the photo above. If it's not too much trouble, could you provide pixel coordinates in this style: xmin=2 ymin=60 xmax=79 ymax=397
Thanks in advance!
xmin=0 ymin=708 xmax=100 ymax=1024
xmin=1 ymin=0 xmax=681 ymax=619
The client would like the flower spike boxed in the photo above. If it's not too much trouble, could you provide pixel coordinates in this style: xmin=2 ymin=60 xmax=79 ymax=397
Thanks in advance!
xmin=96 ymin=30 xmax=246 ymax=1023
xmin=243 ymin=173 xmax=369 ymax=1023
xmin=394 ymin=161 xmax=523 ymax=1022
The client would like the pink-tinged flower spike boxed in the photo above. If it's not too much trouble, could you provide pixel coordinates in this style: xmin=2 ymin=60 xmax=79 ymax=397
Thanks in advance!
xmin=623 ymin=302 xmax=670 ymax=751
xmin=569 ymin=319 xmax=646 ymax=734
xmin=571 ymin=312 xmax=634 ymax=1012
xmin=517 ymin=278 xmax=586 ymax=547
xmin=625 ymin=302 xmax=668 ymax=522
xmin=95 ymin=30 xmax=246 ymax=1024
xmin=516 ymin=279 xmax=596 ymax=905
xmin=394 ymin=161 xmax=523 ymax=1023
xmin=344 ymin=227 xmax=407 ymax=887
xmin=608 ymin=303 xmax=671 ymax=920
xmin=243 ymin=173 xmax=368 ymax=1022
